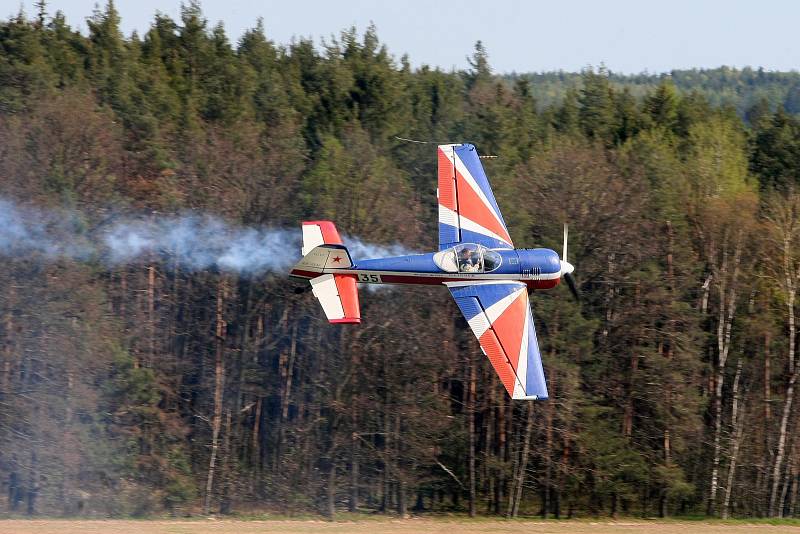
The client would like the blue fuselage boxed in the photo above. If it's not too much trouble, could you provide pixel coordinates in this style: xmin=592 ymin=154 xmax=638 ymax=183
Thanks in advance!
xmin=335 ymin=248 xmax=562 ymax=289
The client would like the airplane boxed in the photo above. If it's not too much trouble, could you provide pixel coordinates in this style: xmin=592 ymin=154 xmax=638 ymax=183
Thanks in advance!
xmin=289 ymin=143 xmax=577 ymax=400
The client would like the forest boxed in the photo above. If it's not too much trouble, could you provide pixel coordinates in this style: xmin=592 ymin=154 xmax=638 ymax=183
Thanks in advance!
xmin=513 ymin=67 xmax=800 ymax=115
xmin=4 ymin=1 xmax=800 ymax=521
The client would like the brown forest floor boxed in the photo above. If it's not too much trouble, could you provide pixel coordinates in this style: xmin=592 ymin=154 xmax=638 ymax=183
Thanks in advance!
xmin=2 ymin=519 xmax=800 ymax=534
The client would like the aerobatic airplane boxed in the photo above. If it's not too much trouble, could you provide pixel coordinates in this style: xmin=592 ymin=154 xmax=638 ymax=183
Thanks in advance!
xmin=290 ymin=143 xmax=577 ymax=400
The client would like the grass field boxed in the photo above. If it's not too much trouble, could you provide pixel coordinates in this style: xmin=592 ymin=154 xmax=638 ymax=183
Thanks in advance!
xmin=3 ymin=518 xmax=800 ymax=534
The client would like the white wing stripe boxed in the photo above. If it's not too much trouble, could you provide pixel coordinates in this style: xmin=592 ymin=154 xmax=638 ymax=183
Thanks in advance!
xmin=459 ymin=214 xmax=514 ymax=247
xmin=515 ymin=304 xmax=530 ymax=393
xmin=438 ymin=204 xmax=459 ymax=229
xmin=467 ymin=311 xmax=491 ymax=339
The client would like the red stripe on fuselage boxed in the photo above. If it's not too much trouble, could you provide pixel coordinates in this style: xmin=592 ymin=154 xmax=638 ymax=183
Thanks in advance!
xmin=364 ymin=273 xmax=560 ymax=290
xmin=290 ymin=269 xmax=320 ymax=279
xmin=291 ymin=269 xmax=561 ymax=290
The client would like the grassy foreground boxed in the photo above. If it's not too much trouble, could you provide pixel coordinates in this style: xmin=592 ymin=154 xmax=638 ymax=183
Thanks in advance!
xmin=2 ymin=517 xmax=800 ymax=534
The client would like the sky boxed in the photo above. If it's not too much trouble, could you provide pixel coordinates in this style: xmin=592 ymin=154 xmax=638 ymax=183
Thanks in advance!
xmin=10 ymin=1 xmax=800 ymax=74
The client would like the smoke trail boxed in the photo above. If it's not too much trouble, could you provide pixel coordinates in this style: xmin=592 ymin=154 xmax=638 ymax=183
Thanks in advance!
xmin=0 ymin=198 xmax=415 ymax=275
xmin=0 ymin=198 xmax=94 ymax=260
xmin=101 ymin=215 xmax=303 ymax=274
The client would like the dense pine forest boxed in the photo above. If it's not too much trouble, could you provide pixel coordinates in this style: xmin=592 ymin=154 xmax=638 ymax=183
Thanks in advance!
xmin=513 ymin=68 xmax=800 ymax=115
xmin=5 ymin=1 xmax=800 ymax=520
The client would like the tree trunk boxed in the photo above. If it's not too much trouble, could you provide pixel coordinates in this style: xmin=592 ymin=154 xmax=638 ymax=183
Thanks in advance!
xmin=708 ymin=232 xmax=743 ymax=516
xmin=274 ymin=322 xmax=297 ymax=466
xmin=789 ymin=470 xmax=799 ymax=517
xmin=398 ymin=478 xmax=407 ymax=517
xmin=251 ymin=396 xmax=262 ymax=469
xmin=326 ymin=462 xmax=336 ymax=520
xmin=350 ymin=343 xmax=361 ymax=513
xmin=468 ymin=358 xmax=477 ymax=518
xmin=496 ymin=394 xmax=508 ymax=515
xmin=779 ymin=448 xmax=796 ymax=517
xmin=147 ymin=263 xmax=156 ymax=366
xmin=769 ymin=369 xmax=797 ymax=516
xmin=26 ymin=451 xmax=37 ymax=516
xmin=1 ymin=284 xmax=14 ymax=397
xmin=349 ymin=403 xmax=360 ymax=512
xmin=763 ymin=332 xmax=773 ymax=514
xmin=511 ymin=403 xmax=535 ymax=518
xmin=661 ymin=220 xmax=674 ymax=519
xmin=543 ymin=382 xmax=554 ymax=518
xmin=722 ymin=358 xmax=744 ymax=519
xmin=219 ymin=409 xmax=233 ymax=515
xmin=203 ymin=278 xmax=227 ymax=515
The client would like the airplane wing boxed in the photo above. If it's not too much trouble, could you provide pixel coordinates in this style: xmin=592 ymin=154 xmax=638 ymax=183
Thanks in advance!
xmin=438 ymin=143 xmax=514 ymax=251
xmin=447 ymin=281 xmax=548 ymax=400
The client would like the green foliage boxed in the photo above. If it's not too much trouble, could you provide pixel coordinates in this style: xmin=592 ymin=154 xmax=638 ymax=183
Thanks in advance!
xmin=578 ymin=68 xmax=616 ymax=143
xmin=686 ymin=115 xmax=753 ymax=200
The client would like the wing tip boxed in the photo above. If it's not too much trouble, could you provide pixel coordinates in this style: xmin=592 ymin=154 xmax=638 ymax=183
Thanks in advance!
xmin=512 ymin=393 xmax=548 ymax=401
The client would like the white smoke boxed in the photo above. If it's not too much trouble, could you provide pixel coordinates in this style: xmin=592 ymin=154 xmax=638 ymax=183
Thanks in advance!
xmin=0 ymin=198 xmax=94 ymax=260
xmin=0 ymin=198 xmax=415 ymax=275
xmin=101 ymin=215 xmax=302 ymax=274
xmin=343 ymin=236 xmax=413 ymax=261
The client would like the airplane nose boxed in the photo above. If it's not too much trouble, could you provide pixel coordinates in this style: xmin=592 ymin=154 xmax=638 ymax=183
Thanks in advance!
xmin=560 ymin=259 xmax=575 ymax=275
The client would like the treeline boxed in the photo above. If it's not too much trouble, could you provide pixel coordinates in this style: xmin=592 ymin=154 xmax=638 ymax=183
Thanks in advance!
xmin=3 ymin=0 xmax=800 ymax=520
xmin=513 ymin=66 xmax=800 ymax=117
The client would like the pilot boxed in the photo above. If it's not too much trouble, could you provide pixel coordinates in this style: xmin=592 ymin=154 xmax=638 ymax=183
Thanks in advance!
xmin=459 ymin=247 xmax=481 ymax=272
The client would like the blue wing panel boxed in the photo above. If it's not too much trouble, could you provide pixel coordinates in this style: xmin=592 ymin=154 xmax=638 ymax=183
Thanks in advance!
xmin=452 ymin=293 xmax=483 ymax=322
xmin=449 ymin=282 xmax=523 ymax=312
xmin=525 ymin=308 xmax=548 ymax=399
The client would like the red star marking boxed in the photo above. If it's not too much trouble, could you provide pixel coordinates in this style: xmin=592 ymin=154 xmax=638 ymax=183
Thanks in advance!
xmin=332 ymin=256 xmax=342 ymax=263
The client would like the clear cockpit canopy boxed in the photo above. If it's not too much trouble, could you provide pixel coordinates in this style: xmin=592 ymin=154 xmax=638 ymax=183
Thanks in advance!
xmin=433 ymin=243 xmax=502 ymax=273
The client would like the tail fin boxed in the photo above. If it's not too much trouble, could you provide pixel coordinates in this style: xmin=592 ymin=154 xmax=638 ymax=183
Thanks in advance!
xmin=291 ymin=221 xmax=361 ymax=324
xmin=291 ymin=244 xmax=354 ymax=275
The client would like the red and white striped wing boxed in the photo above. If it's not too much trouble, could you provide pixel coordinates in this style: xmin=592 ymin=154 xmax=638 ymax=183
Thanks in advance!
xmin=448 ymin=282 xmax=548 ymax=400
xmin=438 ymin=144 xmax=514 ymax=251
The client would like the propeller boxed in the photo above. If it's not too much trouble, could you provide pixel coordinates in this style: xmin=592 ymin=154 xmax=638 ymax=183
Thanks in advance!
xmin=560 ymin=223 xmax=579 ymax=301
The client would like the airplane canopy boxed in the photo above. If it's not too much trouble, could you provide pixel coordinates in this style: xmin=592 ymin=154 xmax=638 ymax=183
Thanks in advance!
xmin=433 ymin=243 xmax=502 ymax=273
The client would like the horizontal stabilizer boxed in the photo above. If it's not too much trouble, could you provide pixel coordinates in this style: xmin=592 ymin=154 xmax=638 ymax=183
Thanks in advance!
xmin=310 ymin=274 xmax=360 ymax=324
